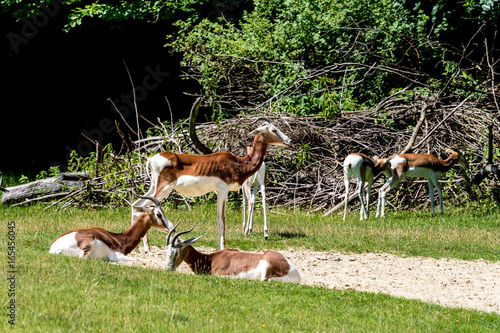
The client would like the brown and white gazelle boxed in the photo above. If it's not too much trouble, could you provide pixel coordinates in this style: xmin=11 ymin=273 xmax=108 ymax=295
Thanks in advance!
xmin=132 ymin=122 xmax=291 ymax=250
xmin=242 ymin=146 xmax=267 ymax=238
xmin=164 ymin=223 xmax=301 ymax=283
xmin=343 ymin=153 xmax=391 ymax=220
xmin=49 ymin=196 xmax=170 ymax=262
xmin=376 ymin=148 xmax=466 ymax=217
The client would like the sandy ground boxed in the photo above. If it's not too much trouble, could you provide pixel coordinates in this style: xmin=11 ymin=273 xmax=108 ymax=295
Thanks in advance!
xmin=124 ymin=246 xmax=500 ymax=314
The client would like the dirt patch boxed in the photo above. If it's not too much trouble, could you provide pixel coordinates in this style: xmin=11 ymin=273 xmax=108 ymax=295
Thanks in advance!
xmin=124 ymin=246 xmax=500 ymax=314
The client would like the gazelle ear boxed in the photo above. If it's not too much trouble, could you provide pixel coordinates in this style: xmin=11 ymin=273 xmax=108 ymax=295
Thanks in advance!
xmin=180 ymin=235 xmax=203 ymax=247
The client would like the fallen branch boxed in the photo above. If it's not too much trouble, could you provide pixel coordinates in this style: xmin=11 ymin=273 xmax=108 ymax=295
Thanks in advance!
xmin=1 ymin=173 xmax=87 ymax=205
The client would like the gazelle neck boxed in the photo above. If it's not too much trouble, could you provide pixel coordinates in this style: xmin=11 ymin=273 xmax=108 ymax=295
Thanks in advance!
xmin=440 ymin=152 xmax=459 ymax=172
xmin=179 ymin=245 xmax=212 ymax=275
xmin=115 ymin=215 xmax=151 ymax=255
xmin=241 ymin=134 xmax=268 ymax=180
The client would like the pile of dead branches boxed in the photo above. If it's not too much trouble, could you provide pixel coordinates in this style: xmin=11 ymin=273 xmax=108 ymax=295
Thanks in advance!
xmin=4 ymin=93 xmax=499 ymax=214
xmin=185 ymin=93 xmax=498 ymax=213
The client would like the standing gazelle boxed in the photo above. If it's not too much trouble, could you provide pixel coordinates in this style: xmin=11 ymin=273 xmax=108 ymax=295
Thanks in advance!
xmin=343 ymin=153 xmax=391 ymax=220
xmin=49 ymin=196 xmax=170 ymax=262
xmin=242 ymin=146 xmax=267 ymax=238
xmin=376 ymin=148 xmax=466 ymax=217
xmin=164 ymin=223 xmax=301 ymax=283
xmin=132 ymin=122 xmax=291 ymax=251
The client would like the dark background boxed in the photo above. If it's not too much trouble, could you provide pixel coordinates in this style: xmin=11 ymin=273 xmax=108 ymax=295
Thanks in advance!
xmin=1 ymin=14 xmax=200 ymax=174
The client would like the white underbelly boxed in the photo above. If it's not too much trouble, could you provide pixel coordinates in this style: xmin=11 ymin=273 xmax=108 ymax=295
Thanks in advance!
xmin=406 ymin=167 xmax=441 ymax=179
xmin=174 ymin=175 xmax=241 ymax=197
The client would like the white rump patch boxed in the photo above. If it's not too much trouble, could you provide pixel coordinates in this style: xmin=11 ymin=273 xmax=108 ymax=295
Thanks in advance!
xmin=49 ymin=232 xmax=80 ymax=257
xmin=344 ymin=154 xmax=364 ymax=168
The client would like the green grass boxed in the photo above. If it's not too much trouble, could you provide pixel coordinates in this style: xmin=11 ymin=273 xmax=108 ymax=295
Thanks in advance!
xmin=1 ymin=204 xmax=500 ymax=331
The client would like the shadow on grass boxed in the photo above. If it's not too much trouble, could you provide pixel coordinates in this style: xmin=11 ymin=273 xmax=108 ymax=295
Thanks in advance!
xmin=277 ymin=232 xmax=307 ymax=239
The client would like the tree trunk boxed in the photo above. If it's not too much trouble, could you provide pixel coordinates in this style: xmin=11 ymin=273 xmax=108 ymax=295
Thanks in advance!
xmin=1 ymin=172 xmax=89 ymax=205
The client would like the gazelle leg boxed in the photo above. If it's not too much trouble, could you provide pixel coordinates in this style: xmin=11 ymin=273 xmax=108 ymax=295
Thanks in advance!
xmin=358 ymin=180 xmax=366 ymax=221
xmin=247 ymin=184 xmax=259 ymax=235
xmin=365 ymin=177 xmax=373 ymax=219
xmin=428 ymin=176 xmax=443 ymax=216
xmin=261 ymin=183 xmax=268 ymax=239
xmin=217 ymin=189 xmax=229 ymax=250
xmin=242 ymin=184 xmax=249 ymax=231
xmin=343 ymin=172 xmax=350 ymax=221
xmin=436 ymin=183 xmax=443 ymax=215
xmin=377 ymin=173 xmax=404 ymax=218
xmin=427 ymin=179 xmax=436 ymax=217
xmin=376 ymin=177 xmax=393 ymax=218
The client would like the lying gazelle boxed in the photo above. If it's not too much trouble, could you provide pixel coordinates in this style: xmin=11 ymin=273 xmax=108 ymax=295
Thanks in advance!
xmin=49 ymin=196 xmax=170 ymax=262
xmin=343 ymin=153 xmax=391 ymax=220
xmin=132 ymin=121 xmax=291 ymax=251
xmin=164 ymin=223 xmax=301 ymax=283
xmin=376 ymin=148 xmax=466 ymax=217
xmin=242 ymin=147 xmax=268 ymax=238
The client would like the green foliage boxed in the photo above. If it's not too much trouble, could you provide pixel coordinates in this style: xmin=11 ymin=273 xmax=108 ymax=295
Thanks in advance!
xmin=18 ymin=174 xmax=30 ymax=184
xmin=169 ymin=0 xmax=497 ymax=118
xmin=0 ymin=0 xmax=214 ymax=28
xmin=296 ymin=142 xmax=311 ymax=168
xmin=171 ymin=0 xmax=411 ymax=115
xmin=3 ymin=0 xmax=497 ymax=117
xmin=36 ymin=166 xmax=61 ymax=180
xmin=66 ymin=143 xmax=143 ymax=205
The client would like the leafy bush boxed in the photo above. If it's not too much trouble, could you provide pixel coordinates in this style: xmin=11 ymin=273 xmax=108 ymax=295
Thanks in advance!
xmin=169 ymin=0 xmax=498 ymax=118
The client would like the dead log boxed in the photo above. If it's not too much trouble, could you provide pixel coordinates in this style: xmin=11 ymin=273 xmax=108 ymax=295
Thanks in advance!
xmin=1 ymin=172 xmax=89 ymax=205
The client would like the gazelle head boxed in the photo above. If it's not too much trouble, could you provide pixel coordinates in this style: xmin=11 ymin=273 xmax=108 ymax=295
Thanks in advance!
xmin=133 ymin=196 xmax=170 ymax=233
xmin=445 ymin=148 xmax=467 ymax=168
xmin=165 ymin=222 xmax=203 ymax=271
xmin=373 ymin=156 xmax=392 ymax=177
xmin=250 ymin=121 xmax=292 ymax=147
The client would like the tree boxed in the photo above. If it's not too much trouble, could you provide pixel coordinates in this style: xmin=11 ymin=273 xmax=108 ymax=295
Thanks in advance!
xmin=168 ymin=0 xmax=499 ymax=118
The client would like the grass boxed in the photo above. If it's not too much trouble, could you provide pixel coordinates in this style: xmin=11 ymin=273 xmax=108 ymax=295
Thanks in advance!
xmin=1 ymin=204 xmax=500 ymax=331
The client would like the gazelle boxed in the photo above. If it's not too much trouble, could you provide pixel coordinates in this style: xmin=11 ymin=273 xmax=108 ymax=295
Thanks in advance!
xmin=343 ymin=153 xmax=391 ymax=220
xmin=242 ymin=146 xmax=267 ymax=238
xmin=49 ymin=196 xmax=170 ymax=262
xmin=376 ymin=148 xmax=466 ymax=217
xmin=132 ymin=122 xmax=291 ymax=251
xmin=164 ymin=223 xmax=301 ymax=283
